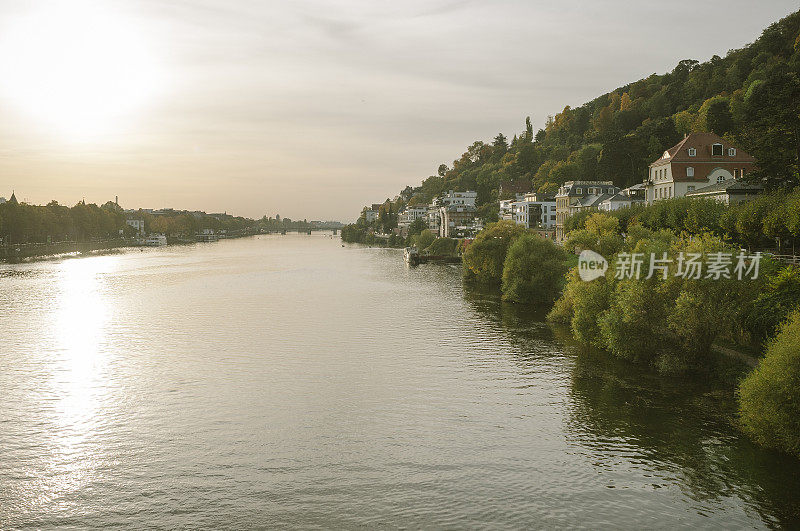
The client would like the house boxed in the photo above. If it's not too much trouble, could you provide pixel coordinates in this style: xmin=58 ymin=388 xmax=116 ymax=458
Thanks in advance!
xmin=397 ymin=205 xmax=429 ymax=229
xmin=555 ymin=181 xmax=619 ymax=240
xmin=598 ymin=184 xmax=646 ymax=211
xmin=684 ymin=179 xmax=763 ymax=204
xmin=499 ymin=199 xmax=515 ymax=221
xmin=423 ymin=205 xmax=439 ymax=233
xmin=363 ymin=208 xmax=378 ymax=223
xmin=510 ymin=192 xmax=556 ymax=230
xmin=125 ymin=218 xmax=146 ymax=235
xmin=645 ymin=132 xmax=755 ymax=204
xmin=440 ymin=204 xmax=478 ymax=238
xmin=441 ymin=190 xmax=477 ymax=207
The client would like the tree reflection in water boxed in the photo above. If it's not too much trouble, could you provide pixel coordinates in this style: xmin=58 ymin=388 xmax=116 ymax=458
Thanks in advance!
xmin=462 ymin=283 xmax=800 ymax=528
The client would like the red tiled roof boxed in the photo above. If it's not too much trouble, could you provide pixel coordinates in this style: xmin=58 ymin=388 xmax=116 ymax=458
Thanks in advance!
xmin=650 ymin=132 xmax=755 ymax=167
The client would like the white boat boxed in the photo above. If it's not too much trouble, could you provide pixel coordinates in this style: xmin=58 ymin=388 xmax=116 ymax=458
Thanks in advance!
xmin=403 ymin=246 xmax=419 ymax=265
xmin=144 ymin=234 xmax=167 ymax=247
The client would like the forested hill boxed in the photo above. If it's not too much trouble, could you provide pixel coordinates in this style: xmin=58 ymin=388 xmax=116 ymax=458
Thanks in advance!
xmin=400 ymin=9 xmax=800 ymax=221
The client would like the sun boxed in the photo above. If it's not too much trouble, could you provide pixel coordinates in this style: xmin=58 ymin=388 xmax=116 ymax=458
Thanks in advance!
xmin=0 ymin=1 xmax=162 ymax=140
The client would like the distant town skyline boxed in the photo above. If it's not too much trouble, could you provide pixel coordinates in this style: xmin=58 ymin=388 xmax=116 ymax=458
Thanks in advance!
xmin=0 ymin=0 xmax=797 ymax=221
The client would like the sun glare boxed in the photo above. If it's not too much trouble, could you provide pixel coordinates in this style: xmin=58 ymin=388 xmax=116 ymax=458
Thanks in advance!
xmin=0 ymin=1 xmax=162 ymax=140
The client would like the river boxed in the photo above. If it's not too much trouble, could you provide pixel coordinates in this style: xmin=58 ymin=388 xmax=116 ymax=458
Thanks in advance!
xmin=1 ymin=233 xmax=798 ymax=528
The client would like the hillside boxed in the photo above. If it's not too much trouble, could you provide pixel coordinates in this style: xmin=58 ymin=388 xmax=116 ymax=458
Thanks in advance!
xmin=399 ymin=9 xmax=800 ymax=222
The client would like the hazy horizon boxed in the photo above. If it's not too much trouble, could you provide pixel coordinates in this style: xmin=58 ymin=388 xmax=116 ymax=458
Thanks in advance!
xmin=0 ymin=0 xmax=796 ymax=222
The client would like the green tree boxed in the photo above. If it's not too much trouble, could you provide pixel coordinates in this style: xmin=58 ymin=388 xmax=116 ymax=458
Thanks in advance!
xmin=413 ymin=229 xmax=436 ymax=250
xmin=462 ymin=220 xmax=526 ymax=284
xmin=501 ymin=234 xmax=568 ymax=304
xmin=738 ymin=311 xmax=800 ymax=457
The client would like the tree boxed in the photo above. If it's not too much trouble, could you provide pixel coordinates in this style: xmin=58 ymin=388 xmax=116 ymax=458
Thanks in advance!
xmin=739 ymin=70 xmax=800 ymax=188
xmin=564 ymin=213 xmax=624 ymax=257
xmin=413 ymin=229 xmax=436 ymax=250
xmin=437 ymin=164 xmax=449 ymax=177
xmin=462 ymin=220 xmax=526 ymax=284
xmin=407 ymin=217 xmax=427 ymax=238
xmin=492 ymin=133 xmax=508 ymax=151
xmin=501 ymin=234 xmax=568 ymax=304
xmin=738 ymin=310 xmax=800 ymax=457
xmin=705 ymin=99 xmax=734 ymax=136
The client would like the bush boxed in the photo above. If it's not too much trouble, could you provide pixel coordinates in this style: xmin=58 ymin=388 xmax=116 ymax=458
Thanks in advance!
xmin=501 ymin=234 xmax=568 ymax=304
xmin=745 ymin=266 xmax=800 ymax=343
xmin=564 ymin=212 xmax=624 ymax=257
xmin=738 ymin=311 xmax=800 ymax=457
xmin=425 ymin=237 xmax=459 ymax=256
xmin=413 ymin=229 xmax=436 ymax=250
xmin=462 ymin=220 xmax=527 ymax=284
xmin=570 ymin=274 xmax=613 ymax=348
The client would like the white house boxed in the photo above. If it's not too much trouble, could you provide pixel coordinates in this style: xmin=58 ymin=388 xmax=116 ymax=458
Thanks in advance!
xmin=645 ymin=132 xmax=755 ymax=204
xmin=441 ymin=190 xmax=477 ymax=207
xmin=510 ymin=192 xmax=556 ymax=230
xmin=397 ymin=206 xmax=429 ymax=228
xmin=125 ymin=218 xmax=145 ymax=235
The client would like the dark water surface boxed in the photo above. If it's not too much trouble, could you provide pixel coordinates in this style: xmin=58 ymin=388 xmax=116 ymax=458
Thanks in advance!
xmin=1 ymin=234 xmax=798 ymax=529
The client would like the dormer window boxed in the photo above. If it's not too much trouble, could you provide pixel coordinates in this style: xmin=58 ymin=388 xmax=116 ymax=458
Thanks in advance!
xmin=575 ymin=188 xmax=582 ymax=194
xmin=686 ymin=167 xmax=695 ymax=177
xmin=728 ymin=148 xmax=736 ymax=156
xmin=688 ymin=148 xmax=696 ymax=157
xmin=712 ymin=143 xmax=723 ymax=157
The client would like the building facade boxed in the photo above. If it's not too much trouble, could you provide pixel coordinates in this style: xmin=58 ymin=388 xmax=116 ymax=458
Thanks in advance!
xmin=684 ymin=180 xmax=763 ymax=204
xmin=441 ymin=190 xmax=477 ymax=207
xmin=397 ymin=206 xmax=429 ymax=229
xmin=510 ymin=192 xmax=556 ymax=230
xmin=555 ymin=181 xmax=618 ymax=241
xmin=125 ymin=218 xmax=146 ymax=235
xmin=645 ymin=132 xmax=755 ymax=204
xmin=440 ymin=204 xmax=478 ymax=238
xmin=363 ymin=208 xmax=378 ymax=223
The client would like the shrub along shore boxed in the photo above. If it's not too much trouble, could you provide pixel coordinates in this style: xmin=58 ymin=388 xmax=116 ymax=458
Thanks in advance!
xmin=459 ymin=195 xmax=800 ymax=459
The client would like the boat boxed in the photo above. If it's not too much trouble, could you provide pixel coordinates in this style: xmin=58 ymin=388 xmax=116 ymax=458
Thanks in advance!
xmin=144 ymin=234 xmax=167 ymax=247
xmin=404 ymin=246 xmax=420 ymax=266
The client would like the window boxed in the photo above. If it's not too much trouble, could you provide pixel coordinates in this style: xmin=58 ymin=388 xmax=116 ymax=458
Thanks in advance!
xmin=733 ymin=169 xmax=740 ymax=179
xmin=717 ymin=175 xmax=726 ymax=183
xmin=728 ymin=148 xmax=736 ymax=156
xmin=687 ymin=186 xmax=695 ymax=192
xmin=712 ymin=143 xmax=723 ymax=156
xmin=575 ymin=188 xmax=582 ymax=194
xmin=550 ymin=215 xmax=556 ymax=221
xmin=688 ymin=148 xmax=696 ymax=157
xmin=686 ymin=167 xmax=694 ymax=177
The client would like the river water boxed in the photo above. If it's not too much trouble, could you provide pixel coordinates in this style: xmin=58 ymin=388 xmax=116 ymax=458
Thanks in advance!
xmin=1 ymin=233 xmax=798 ymax=529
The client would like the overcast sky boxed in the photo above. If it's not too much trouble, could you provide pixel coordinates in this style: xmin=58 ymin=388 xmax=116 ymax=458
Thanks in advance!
xmin=0 ymin=0 xmax=796 ymax=221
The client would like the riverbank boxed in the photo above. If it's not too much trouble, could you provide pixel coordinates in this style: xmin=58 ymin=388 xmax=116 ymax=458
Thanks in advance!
xmin=452 ymin=217 xmax=800 ymax=458
xmin=0 ymin=232 xmax=261 ymax=264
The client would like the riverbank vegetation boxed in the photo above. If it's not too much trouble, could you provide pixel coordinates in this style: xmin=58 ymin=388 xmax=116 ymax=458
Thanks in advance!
xmin=460 ymin=206 xmax=800 ymax=457
xmin=738 ymin=312 xmax=800 ymax=457
xmin=565 ymin=192 xmax=800 ymax=253
xmin=341 ymin=223 xmax=460 ymax=258
xmin=0 ymin=197 xmax=257 ymax=244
